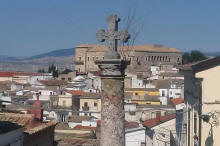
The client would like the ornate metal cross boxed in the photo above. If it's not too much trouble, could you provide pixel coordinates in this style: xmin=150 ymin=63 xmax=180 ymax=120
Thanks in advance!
xmin=96 ymin=14 xmax=130 ymax=59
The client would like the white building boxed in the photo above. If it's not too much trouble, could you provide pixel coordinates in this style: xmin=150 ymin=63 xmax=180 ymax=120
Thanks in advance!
xmin=125 ymin=125 xmax=146 ymax=146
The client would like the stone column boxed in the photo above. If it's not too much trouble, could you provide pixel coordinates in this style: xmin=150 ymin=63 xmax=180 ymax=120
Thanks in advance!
xmin=95 ymin=14 xmax=130 ymax=146
xmin=96 ymin=59 xmax=128 ymax=146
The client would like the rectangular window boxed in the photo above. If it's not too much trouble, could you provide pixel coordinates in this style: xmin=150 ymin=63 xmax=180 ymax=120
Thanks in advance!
xmin=79 ymin=57 xmax=81 ymax=61
xmin=94 ymin=102 xmax=97 ymax=107
xmin=92 ymin=57 xmax=95 ymax=61
xmin=87 ymin=57 xmax=90 ymax=61
xmin=84 ymin=102 xmax=88 ymax=107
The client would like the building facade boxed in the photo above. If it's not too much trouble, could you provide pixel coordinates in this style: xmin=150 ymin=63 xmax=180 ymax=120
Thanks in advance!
xmin=74 ymin=44 xmax=182 ymax=73
xmin=180 ymin=56 xmax=220 ymax=146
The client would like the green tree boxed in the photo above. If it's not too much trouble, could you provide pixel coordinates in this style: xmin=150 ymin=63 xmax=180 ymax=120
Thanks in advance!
xmin=182 ymin=50 xmax=207 ymax=64
xmin=38 ymin=68 xmax=46 ymax=73
xmin=48 ymin=64 xmax=59 ymax=77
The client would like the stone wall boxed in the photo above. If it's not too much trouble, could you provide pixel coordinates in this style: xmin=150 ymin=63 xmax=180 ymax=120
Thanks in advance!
xmin=74 ymin=45 xmax=182 ymax=73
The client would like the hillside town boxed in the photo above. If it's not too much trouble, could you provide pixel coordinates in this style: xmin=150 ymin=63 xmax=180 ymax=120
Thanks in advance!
xmin=1 ymin=2 xmax=220 ymax=146
xmin=1 ymin=38 xmax=220 ymax=146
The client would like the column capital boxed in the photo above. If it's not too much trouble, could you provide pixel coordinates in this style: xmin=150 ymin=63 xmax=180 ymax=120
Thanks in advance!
xmin=95 ymin=59 xmax=130 ymax=77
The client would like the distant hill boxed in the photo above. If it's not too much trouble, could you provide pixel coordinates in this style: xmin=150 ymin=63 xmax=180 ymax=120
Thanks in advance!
xmin=0 ymin=48 xmax=75 ymax=72
xmin=204 ymin=52 xmax=220 ymax=57
xmin=25 ymin=48 xmax=75 ymax=60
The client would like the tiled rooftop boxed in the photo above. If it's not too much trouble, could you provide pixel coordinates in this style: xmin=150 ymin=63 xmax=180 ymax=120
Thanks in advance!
xmin=0 ymin=72 xmax=51 ymax=77
xmin=171 ymin=98 xmax=184 ymax=106
xmin=76 ymin=44 xmax=181 ymax=53
xmin=142 ymin=113 xmax=176 ymax=128
xmin=39 ymin=80 xmax=68 ymax=86
xmin=65 ymin=90 xmax=84 ymax=96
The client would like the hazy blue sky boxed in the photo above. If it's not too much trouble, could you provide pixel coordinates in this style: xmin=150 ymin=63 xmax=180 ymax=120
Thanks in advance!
xmin=0 ymin=0 xmax=220 ymax=57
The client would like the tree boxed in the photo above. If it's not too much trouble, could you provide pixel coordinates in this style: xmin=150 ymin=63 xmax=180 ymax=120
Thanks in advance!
xmin=182 ymin=50 xmax=207 ymax=64
xmin=48 ymin=64 xmax=59 ymax=77
xmin=38 ymin=68 xmax=46 ymax=73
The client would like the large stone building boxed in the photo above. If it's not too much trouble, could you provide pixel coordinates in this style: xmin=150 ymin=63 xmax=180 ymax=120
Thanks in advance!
xmin=74 ymin=44 xmax=182 ymax=74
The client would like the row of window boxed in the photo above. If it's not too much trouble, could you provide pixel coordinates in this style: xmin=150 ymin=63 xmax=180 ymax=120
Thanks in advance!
xmin=78 ymin=56 xmax=180 ymax=62
xmin=78 ymin=56 xmax=105 ymax=61
xmin=84 ymin=102 xmax=97 ymax=107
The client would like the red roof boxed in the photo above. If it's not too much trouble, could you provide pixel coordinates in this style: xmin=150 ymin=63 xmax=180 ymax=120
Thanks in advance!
xmin=65 ymin=90 xmax=84 ymax=96
xmin=73 ymin=125 xmax=96 ymax=130
xmin=171 ymin=98 xmax=184 ymax=106
xmin=0 ymin=72 xmax=50 ymax=77
xmin=39 ymin=80 xmax=68 ymax=86
xmin=125 ymin=121 xmax=140 ymax=130
xmin=97 ymin=120 xmax=140 ymax=130
xmin=142 ymin=114 xmax=176 ymax=128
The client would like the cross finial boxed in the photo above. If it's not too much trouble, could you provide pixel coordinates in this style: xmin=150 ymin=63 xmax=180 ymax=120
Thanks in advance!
xmin=96 ymin=14 xmax=130 ymax=59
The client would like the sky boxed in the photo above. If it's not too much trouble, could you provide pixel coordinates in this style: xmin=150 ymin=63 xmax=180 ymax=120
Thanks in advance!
xmin=0 ymin=0 xmax=220 ymax=57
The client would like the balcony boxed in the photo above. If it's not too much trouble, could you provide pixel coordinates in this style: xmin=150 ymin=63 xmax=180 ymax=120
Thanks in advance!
xmin=75 ymin=60 xmax=84 ymax=65
xmin=82 ymin=106 xmax=89 ymax=111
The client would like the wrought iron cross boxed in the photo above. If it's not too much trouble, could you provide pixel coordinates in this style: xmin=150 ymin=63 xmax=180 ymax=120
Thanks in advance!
xmin=96 ymin=14 xmax=130 ymax=59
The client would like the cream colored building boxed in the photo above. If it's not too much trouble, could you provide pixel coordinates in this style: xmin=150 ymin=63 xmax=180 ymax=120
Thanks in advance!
xmin=180 ymin=56 xmax=220 ymax=146
xmin=58 ymin=95 xmax=72 ymax=108
xmin=58 ymin=71 xmax=76 ymax=82
xmin=74 ymin=44 xmax=182 ymax=73
xmin=79 ymin=93 xmax=101 ymax=119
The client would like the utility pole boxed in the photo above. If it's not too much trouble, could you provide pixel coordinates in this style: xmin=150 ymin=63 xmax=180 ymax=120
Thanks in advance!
xmin=96 ymin=14 xmax=130 ymax=146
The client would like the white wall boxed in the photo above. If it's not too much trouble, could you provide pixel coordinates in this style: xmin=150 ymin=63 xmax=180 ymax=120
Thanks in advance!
xmin=126 ymin=128 xmax=146 ymax=146
xmin=0 ymin=96 xmax=11 ymax=105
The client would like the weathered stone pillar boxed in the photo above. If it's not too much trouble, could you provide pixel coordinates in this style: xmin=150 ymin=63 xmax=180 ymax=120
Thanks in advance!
xmin=96 ymin=60 xmax=128 ymax=146
xmin=95 ymin=14 xmax=130 ymax=146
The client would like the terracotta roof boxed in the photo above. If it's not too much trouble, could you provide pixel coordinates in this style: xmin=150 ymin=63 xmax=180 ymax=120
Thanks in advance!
xmin=68 ymin=115 xmax=94 ymax=123
xmin=179 ymin=56 xmax=220 ymax=73
xmin=142 ymin=114 xmax=176 ymax=128
xmin=39 ymin=80 xmax=68 ymax=86
xmin=65 ymin=90 xmax=84 ymax=96
xmin=0 ymin=112 xmax=56 ymax=134
xmin=125 ymin=121 xmax=140 ymax=130
xmin=75 ymin=44 xmax=181 ymax=53
xmin=0 ymin=72 xmax=51 ymax=77
xmin=73 ymin=125 xmax=96 ymax=130
xmin=0 ymin=113 xmax=32 ymax=128
xmin=171 ymin=98 xmax=184 ymax=106
xmin=79 ymin=92 xmax=101 ymax=99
